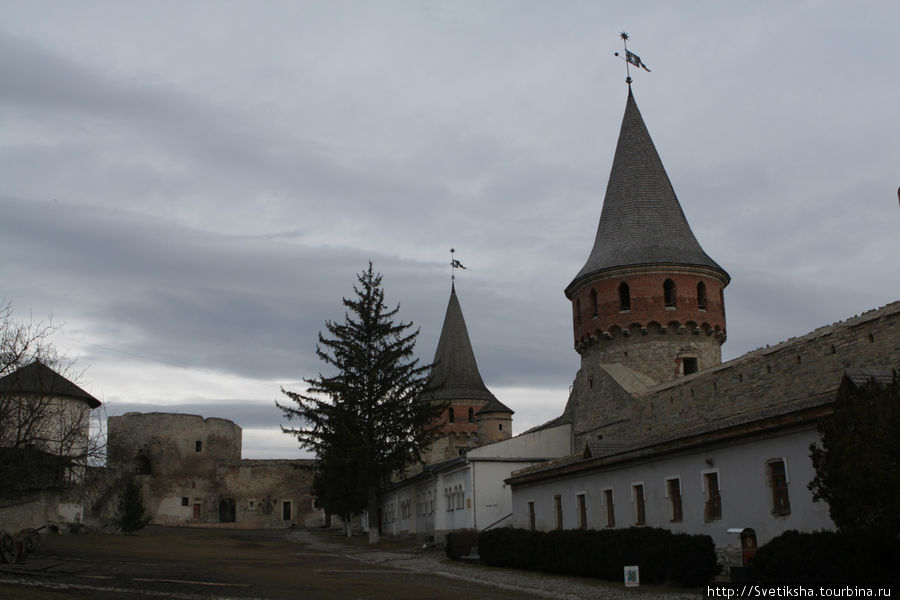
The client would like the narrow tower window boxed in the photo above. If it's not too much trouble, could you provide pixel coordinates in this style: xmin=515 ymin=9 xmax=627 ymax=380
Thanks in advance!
xmin=448 ymin=408 xmax=455 ymax=424
xmin=697 ymin=281 xmax=707 ymax=310
xmin=575 ymin=299 xmax=582 ymax=325
xmin=618 ymin=282 xmax=631 ymax=311
xmin=590 ymin=289 xmax=598 ymax=317
xmin=664 ymin=279 xmax=677 ymax=307
xmin=468 ymin=407 xmax=474 ymax=423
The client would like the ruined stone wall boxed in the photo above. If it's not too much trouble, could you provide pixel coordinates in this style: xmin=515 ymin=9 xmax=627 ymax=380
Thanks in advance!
xmin=217 ymin=459 xmax=321 ymax=528
xmin=107 ymin=412 xmax=242 ymax=523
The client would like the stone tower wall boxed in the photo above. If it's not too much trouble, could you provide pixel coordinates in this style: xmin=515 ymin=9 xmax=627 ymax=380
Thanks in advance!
xmin=570 ymin=268 xmax=727 ymax=382
xmin=476 ymin=413 xmax=512 ymax=445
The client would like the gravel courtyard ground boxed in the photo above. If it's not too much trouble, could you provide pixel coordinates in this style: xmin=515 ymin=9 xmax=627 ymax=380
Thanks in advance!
xmin=0 ymin=526 xmax=699 ymax=599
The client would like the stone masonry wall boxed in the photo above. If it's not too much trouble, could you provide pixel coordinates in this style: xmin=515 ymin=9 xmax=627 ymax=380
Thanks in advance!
xmin=571 ymin=302 xmax=899 ymax=450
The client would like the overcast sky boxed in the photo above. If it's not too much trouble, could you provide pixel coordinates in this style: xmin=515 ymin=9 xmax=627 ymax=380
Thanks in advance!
xmin=2 ymin=1 xmax=897 ymax=459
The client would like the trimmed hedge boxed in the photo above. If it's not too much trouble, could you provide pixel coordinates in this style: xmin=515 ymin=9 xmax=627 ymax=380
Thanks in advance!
xmin=478 ymin=527 xmax=719 ymax=587
xmin=753 ymin=530 xmax=900 ymax=585
xmin=445 ymin=529 xmax=480 ymax=559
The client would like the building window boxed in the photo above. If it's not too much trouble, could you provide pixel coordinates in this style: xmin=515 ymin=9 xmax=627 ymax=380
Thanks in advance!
xmin=282 ymin=500 xmax=292 ymax=521
xmin=527 ymin=501 xmax=536 ymax=531
xmin=683 ymin=357 xmax=699 ymax=375
xmin=181 ymin=497 xmax=189 ymax=507
xmin=554 ymin=495 xmax=563 ymax=530
xmin=134 ymin=455 xmax=152 ymax=475
xmin=448 ymin=407 xmax=455 ymax=423
xmin=632 ymin=484 xmax=646 ymax=526
xmin=498 ymin=423 xmax=503 ymax=431
xmin=619 ymin=282 xmax=631 ymax=311
xmin=195 ymin=440 xmax=203 ymax=452
xmin=663 ymin=279 xmax=677 ymax=307
xmin=576 ymin=493 xmax=587 ymax=530
xmin=249 ymin=499 xmax=257 ymax=510
xmin=603 ymin=489 xmax=615 ymax=528
xmin=575 ymin=299 xmax=582 ymax=325
xmin=768 ymin=459 xmax=791 ymax=516
xmin=590 ymin=289 xmax=598 ymax=317
xmin=468 ymin=407 xmax=474 ymax=423
xmin=697 ymin=281 xmax=707 ymax=310
xmin=666 ymin=478 xmax=683 ymax=522
xmin=704 ymin=472 xmax=722 ymax=522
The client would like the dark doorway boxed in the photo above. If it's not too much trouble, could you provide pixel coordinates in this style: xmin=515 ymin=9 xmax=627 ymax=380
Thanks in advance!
xmin=282 ymin=500 xmax=292 ymax=521
xmin=219 ymin=498 xmax=236 ymax=523
xmin=193 ymin=503 xmax=202 ymax=520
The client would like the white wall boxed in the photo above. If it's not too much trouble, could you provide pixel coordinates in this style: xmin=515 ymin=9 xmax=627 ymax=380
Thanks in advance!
xmin=510 ymin=426 xmax=834 ymax=549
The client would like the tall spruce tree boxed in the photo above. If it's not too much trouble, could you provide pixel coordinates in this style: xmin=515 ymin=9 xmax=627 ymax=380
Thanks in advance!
xmin=278 ymin=262 xmax=444 ymax=542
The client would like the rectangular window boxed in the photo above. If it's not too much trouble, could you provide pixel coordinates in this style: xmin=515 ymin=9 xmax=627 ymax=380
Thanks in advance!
xmin=282 ymin=500 xmax=292 ymax=521
xmin=704 ymin=472 xmax=722 ymax=522
xmin=768 ymin=459 xmax=791 ymax=516
xmin=554 ymin=495 xmax=563 ymax=530
xmin=195 ymin=440 xmax=202 ymax=452
xmin=249 ymin=499 xmax=257 ymax=510
xmin=527 ymin=501 xmax=535 ymax=531
xmin=667 ymin=478 xmax=683 ymax=522
xmin=633 ymin=484 xmax=646 ymax=526
xmin=181 ymin=497 xmax=189 ymax=507
xmin=576 ymin=493 xmax=587 ymax=530
xmin=603 ymin=489 xmax=615 ymax=528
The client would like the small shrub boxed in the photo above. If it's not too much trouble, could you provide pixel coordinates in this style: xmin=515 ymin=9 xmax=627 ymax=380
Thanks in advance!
xmin=478 ymin=527 xmax=718 ymax=586
xmin=667 ymin=532 xmax=721 ymax=587
xmin=116 ymin=479 xmax=151 ymax=534
xmin=754 ymin=530 xmax=899 ymax=585
xmin=445 ymin=529 xmax=479 ymax=559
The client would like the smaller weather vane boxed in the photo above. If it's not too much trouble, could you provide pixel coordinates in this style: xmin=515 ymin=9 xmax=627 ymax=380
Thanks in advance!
xmin=450 ymin=248 xmax=466 ymax=281
xmin=614 ymin=32 xmax=651 ymax=85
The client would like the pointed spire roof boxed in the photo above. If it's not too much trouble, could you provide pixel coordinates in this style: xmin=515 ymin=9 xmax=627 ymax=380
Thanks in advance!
xmin=428 ymin=283 xmax=498 ymax=403
xmin=566 ymin=87 xmax=728 ymax=297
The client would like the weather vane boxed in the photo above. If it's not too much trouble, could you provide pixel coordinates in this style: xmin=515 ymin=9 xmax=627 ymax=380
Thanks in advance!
xmin=450 ymin=248 xmax=466 ymax=281
xmin=614 ymin=32 xmax=651 ymax=85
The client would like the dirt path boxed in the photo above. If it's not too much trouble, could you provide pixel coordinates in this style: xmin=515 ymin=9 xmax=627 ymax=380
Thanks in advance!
xmin=0 ymin=526 xmax=551 ymax=600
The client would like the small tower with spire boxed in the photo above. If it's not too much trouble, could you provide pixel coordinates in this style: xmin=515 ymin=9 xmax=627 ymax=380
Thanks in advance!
xmin=566 ymin=85 xmax=729 ymax=384
xmin=423 ymin=269 xmax=512 ymax=461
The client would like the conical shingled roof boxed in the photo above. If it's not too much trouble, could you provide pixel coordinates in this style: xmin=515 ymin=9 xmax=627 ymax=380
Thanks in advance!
xmin=427 ymin=284 xmax=498 ymax=403
xmin=566 ymin=87 xmax=728 ymax=297
xmin=0 ymin=360 xmax=101 ymax=408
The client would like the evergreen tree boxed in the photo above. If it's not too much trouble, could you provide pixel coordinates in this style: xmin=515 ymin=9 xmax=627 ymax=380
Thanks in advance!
xmin=278 ymin=262 xmax=444 ymax=542
xmin=116 ymin=478 xmax=151 ymax=534
xmin=808 ymin=373 xmax=900 ymax=538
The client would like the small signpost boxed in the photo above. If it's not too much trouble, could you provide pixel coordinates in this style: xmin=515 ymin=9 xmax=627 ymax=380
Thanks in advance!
xmin=624 ymin=565 xmax=640 ymax=587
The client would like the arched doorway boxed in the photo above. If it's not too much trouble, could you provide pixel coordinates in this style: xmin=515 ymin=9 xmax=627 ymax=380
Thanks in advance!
xmin=218 ymin=498 xmax=236 ymax=523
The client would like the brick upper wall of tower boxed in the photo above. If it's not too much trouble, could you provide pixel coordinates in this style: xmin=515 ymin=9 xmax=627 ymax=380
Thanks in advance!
xmin=570 ymin=270 xmax=726 ymax=345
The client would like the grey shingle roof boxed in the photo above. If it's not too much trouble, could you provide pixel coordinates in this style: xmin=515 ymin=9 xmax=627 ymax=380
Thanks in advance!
xmin=0 ymin=360 xmax=101 ymax=408
xmin=476 ymin=396 xmax=514 ymax=415
xmin=566 ymin=87 xmax=728 ymax=297
xmin=427 ymin=284 xmax=498 ymax=403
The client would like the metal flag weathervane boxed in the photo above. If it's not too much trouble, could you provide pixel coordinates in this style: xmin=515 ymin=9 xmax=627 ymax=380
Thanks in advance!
xmin=614 ymin=32 xmax=651 ymax=85
xmin=450 ymin=248 xmax=466 ymax=281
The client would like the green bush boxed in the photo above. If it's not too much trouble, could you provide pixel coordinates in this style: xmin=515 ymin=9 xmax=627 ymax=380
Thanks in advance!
xmin=667 ymin=532 xmax=721 ymax=587
xmin=445 ymin=529 xmax=479 ymax=559
xmin=754 ymin=530 xmax=899 ymax=585
xmin=478 ymin=527 xmax=718 ymax=586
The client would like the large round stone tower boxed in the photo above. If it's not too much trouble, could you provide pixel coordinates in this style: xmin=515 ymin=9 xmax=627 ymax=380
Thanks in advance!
xmin=566 ymin=87 xmax=729 ymax=383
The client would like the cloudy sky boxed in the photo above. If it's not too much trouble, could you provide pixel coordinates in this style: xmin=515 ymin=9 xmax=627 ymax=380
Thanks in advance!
xmin=2 ymin=2 xmax=897 ymax=459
